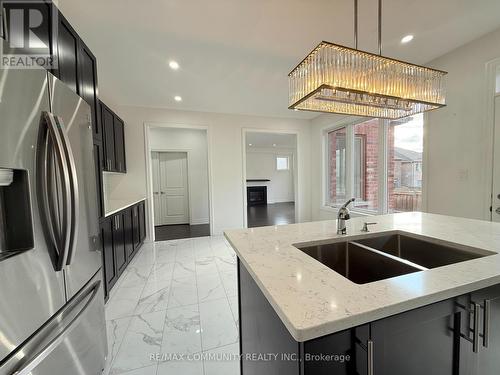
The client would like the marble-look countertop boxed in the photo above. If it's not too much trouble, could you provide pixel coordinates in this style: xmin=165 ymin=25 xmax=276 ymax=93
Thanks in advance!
xmin=104 ymin=197 xmax=146 ymax=217
xmin=224 ymin=212 xmax=500 ymax=342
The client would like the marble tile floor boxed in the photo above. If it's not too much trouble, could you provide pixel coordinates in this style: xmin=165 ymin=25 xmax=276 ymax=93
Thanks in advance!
xmin=104 ymin=236 xmax=240 ymax=375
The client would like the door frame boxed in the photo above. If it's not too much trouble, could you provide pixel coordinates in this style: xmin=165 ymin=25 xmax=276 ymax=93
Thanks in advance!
xmin=241 ymin=128 xmax=300 ymax=228
xmin=144 ymin=123 xmax=214 ymax=241
xmin=485 ymin=58 xmax=500 ymax=221
xmin=151 ymin=150 xmax=191 ymax=226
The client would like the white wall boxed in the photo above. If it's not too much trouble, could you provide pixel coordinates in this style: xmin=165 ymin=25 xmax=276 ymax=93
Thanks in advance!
xmin=425 ymin=27 xmax=500 ymax=220
xmin=246 ymin=146 xmax=295 ymax=203
xmin=105 ymin=106 xmax=312 ymax=235
xmin=149 ymin=127 xmax=209 ymax=225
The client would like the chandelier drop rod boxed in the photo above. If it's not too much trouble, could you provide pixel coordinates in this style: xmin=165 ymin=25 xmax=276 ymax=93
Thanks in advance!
xmin=354 ymin=0 xmax=358 ymax=49
xmin=378 ymin=0 xmax=382 ymax=55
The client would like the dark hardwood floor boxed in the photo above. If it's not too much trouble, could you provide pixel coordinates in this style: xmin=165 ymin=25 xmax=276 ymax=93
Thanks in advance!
xmin=155 ymin=224 xmax=210 ymax=241
xmin=247 ymin=202 xmax=295 ymax=228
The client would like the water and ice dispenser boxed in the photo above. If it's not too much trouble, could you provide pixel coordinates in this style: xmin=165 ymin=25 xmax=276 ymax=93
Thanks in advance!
xmin=0 ymin=168 xmax=34 ymax=257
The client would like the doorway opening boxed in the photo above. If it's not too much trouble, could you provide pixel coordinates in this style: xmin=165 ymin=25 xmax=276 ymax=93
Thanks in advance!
xmin=243 ymin=131 xmax=298 ymax=228
xmin=146 ymin=126 xmax=211 ymax=240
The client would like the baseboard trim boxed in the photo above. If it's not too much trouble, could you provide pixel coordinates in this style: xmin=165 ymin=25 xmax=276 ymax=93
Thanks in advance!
xmin=190 ymin=218 xmax=210 ymax=225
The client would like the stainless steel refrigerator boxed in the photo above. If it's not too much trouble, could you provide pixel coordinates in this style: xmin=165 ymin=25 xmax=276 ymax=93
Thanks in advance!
xmin=0 ymin=47 xmax=107 ymax=374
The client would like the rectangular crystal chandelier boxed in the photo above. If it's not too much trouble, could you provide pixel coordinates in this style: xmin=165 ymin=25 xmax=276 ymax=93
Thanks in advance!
xmin=288 ymin=41 xmax=447 ymax=119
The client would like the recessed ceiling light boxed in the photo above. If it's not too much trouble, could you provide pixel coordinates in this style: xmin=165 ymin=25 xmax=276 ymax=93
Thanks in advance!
xmin=248 ymin=143 xmax=252 ymax=146
xmin=272 ymin=143 xmax=277 ymax=147
xmin=401 ymin=35 xmax=414 ymax=44
xmin=169 ymin=60 xmax=180 ymax=70
xmin=174 ymin=95 xmax=182 ymax=102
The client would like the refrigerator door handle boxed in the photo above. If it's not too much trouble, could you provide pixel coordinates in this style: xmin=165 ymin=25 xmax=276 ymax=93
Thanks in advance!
xmin=9 ymin=280 xmax=101 ymax=375
xmin=37 ymin=112 xmax=72 ymax=271
xmin=53 ymin=115 xmax=80 ymax=266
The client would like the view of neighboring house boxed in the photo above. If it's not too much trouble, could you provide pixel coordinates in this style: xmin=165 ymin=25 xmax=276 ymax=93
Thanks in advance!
xmin=393 ymin=147 xmax=423 ymax=189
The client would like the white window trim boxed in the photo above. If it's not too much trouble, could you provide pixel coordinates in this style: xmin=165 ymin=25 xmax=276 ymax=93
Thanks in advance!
xmin=321 ymin=117 xmax=395 ymax=216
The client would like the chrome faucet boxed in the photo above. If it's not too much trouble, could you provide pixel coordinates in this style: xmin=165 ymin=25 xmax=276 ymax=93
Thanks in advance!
xmin=337 ymin=198 xmax=355 ymax=235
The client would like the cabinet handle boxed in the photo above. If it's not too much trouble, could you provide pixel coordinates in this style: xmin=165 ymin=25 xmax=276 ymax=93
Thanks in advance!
xmin=119 ymin=162 xmax=122 ymax=171
xmin=484 ymin=299 xmax=491 ymax=348
xmin=107 ymin=159 xmax=111 ymax=170
xmin=473 ymin=302 xmax=480 ymax=353
xmin=367 ymin=339 xmax=374 ymax=375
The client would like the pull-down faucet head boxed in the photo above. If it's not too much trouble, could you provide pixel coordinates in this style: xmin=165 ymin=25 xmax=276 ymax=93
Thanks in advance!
xmin=337 ymin=198 xmax=355 ymax=235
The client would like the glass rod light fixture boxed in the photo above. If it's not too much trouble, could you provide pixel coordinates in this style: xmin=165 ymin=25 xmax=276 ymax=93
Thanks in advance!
xmin=288 ymin=0 xmax=447 ymax=119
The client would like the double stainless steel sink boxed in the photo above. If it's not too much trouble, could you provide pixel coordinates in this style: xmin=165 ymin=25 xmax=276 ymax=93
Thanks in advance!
xmin=295 ymin=232 xmax=494 ymax=284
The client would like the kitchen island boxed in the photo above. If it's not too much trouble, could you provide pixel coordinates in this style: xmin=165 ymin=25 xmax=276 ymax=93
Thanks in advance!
xmin=224 ymin=212 xmax=500 ymax=375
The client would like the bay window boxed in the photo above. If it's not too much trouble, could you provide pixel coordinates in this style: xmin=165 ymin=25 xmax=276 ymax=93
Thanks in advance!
xmin=326 ymin=114 xmax=423 ymax=214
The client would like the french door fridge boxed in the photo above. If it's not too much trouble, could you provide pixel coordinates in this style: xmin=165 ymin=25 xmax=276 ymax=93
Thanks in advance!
xmin=0 ymin=47 xmax=107 ymax=374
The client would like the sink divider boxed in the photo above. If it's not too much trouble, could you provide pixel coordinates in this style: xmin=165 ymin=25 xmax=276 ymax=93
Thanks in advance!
xmin=349 ymin=241 xmax=429 ymax=272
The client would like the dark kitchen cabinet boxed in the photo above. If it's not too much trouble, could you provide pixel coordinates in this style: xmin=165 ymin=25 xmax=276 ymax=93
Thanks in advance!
xmin=101 ymin=201 xmax=146 ymax=298
xmin=101 ymin=100 xmax=126 ymax=173
xmin=101 ymin=102 xmax=116 ymax=172
xmin=461 ymin=285 xmax=500 ymax=375
xmin=123 ymin=207 xmax=135 ymax=261
xmin=78 ymin=40 xmax=100 ymax=140
xmin=55 ymin=13 xmax=80 ymax=94
xmin=113 ymin=116 xmax=126 ymax=172
xmin=139 ymin=201 xmax=146 ymax=242
xmin=370 ymin=299 xmax=461 ymax=375
xmin=101 ymin=218 xmax=117 ymax=297
xmin=93 ymin=142 xmax=105 ymax=219
xmin=132 ymin=204 xmax=141 ymax=250
xmin=112 ymin=213 xmax=127 ymax=275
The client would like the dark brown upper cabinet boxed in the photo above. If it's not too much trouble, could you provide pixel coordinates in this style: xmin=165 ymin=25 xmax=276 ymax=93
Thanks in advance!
xmin=78 ymin=40 xmax=101 ymax=140
xmin=101 ymin=100 xmax=126 ymax=173
xmin=55 ymin=12 xmax=79 ymax=94
xmin=113 ymin=116 xmax=126 ymax=173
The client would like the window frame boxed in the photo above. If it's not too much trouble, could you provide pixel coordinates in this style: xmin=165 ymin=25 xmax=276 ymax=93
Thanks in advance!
xmin=322 ymin=117 xmax=390 ymax=215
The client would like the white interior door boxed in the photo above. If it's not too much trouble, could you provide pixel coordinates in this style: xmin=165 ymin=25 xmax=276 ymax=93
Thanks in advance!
xmin=159 ymin=152 xmax=190 ymax=225
xmin=151 ymin=152 xmax=163 ymax=225
xmin=492 ymin=95 xmax=500 ymax=222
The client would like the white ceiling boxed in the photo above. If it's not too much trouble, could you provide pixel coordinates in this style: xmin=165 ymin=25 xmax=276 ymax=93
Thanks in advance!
xmin=246 ymin=132 xmax=297 ymax=149
xmin=59 ymin=0 xmax=500 ymax=119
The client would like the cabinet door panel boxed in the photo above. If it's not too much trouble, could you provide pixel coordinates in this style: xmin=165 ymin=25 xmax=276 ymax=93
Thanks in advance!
xmin=101 ymin=218 xmax=117 ymax=297
xmin=113 ymin=116 xmax=126 ymax=172
xmin=93 ymin=142 xmax=104 ymax=219
xmin=124 ymin=208 xmax=134 ymax=260
xmin=371 ymin=299 xmax=460 ymax=375
xmin=132 ymin=205 xmax=141 ymax=250
xmin=112 ymin=214 xmax=126 ymax=274
xmin=139 ymin=201 xmax=146 ymax=242
xmin=56 ymin=14 xmax=79 ymax=94
xmin=471 ymin=285 xmax=500 ymax=375
xmin=79 ymin=42 xmax=100 ymax=139
xmin=101 ymin=103 xmax=115 ymax=171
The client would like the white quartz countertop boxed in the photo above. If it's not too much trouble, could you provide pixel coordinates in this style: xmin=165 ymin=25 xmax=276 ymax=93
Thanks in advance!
xmin=104 ymin=197 xmax=146 ymax=217
xmin=224 ymin=212 xmax=500 ymax=342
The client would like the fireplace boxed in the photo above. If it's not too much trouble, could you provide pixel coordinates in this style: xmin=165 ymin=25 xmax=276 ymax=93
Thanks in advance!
xmin=247 ymin=186 xmax=267 ymax=206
